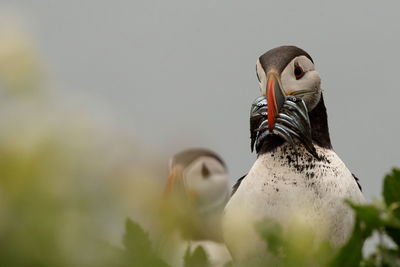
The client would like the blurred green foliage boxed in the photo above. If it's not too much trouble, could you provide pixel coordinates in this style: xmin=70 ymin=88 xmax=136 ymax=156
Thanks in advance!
xmin=183 ymin=246 xmax=211 ymax=267
xmin=253 ymin=169 xmax=400 ymax=267
xmin=0 ymin=24 xmax=166 ymax=267
xmin=123 ymin=219 xmax=170 ymax=267
xmin=0 ymin=26 xmax=42 ymax=95
xmin=119 ymin=170 xmax=400 ymax=267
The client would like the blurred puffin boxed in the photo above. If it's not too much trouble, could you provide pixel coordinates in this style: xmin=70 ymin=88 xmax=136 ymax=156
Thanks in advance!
xmin=223 ymin=46 xmax=365 ymax=261
xmin=161 ymin=148 xmax=231 ymax=267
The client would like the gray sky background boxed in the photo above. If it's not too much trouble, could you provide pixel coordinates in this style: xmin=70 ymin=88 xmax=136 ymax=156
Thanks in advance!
xmin=3 ymin=0 xmax=399 ymax=201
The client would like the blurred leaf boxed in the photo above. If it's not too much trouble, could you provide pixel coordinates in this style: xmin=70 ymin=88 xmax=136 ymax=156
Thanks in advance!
xmin=362 ymin=245 xmax=400 ymax=267
xmin=329 ymin=222 xmax=366 ymax=267
xmin=256 ymin=220 xmax=284 ymax=255
xmin=184 ymin=246 xmax=211 ymax=267
xmin=382 ymin=169 xmax=400 ymax=247
xmin=386 ymin=227 xmax=400 ymax=248
xmin=361 ymin=252 xmax=378 ymax=267
xmin=383 ymin=169 xmax=400 ymax=218
xmin=361 ymin=256 xmax=377 ymax=267
xmin=123 ymin=219 xmax=170 ymax=267
xmin=223 ymin=261 xmax=233 ymax=267
xmin=380 ymin=246 xmax=400 ymax=267
xmin=123 ymin=219 xmax=153 ymax=258
xmin=0 ymin=26 xmax=43 ymax=95
xmin=332 ymin=201 xmax=391 ymax=267
xmin=347 ymin=201 xmax=385 ymax=230
xmin=256 ymin=219 xmax=335 ymax=267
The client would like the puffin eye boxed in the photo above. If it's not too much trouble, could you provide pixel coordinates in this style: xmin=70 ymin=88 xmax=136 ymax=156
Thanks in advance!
xmin=294 ymin=64 xmax=305 ymax=80
xmin=201 ymin=163 xmax=210 ymax=179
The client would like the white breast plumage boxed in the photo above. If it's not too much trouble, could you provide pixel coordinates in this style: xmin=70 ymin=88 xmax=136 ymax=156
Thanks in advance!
xmin=223 ymin=144 xmax=365 ymax=261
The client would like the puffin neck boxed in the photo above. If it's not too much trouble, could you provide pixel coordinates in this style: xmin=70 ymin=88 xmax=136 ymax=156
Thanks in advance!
xmin=258 ymin=94 xmax=332 ymax=156
xmin=309 ymin=94 xmax=332 ymax=149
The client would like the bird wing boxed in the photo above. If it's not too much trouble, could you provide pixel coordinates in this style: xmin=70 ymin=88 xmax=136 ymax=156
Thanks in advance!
xmin=231 ymin=174 xmax=247 ymax=197
xmin=352 ymin=173 xmax=362 ymax=192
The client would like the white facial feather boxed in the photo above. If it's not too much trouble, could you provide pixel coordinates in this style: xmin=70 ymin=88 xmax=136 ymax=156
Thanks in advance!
xmin=256 ymin=59 xmax=267 ymax=93
xmin=182 ymin=157 xmax=229 ymax=208
xmin=280 ymin=56 xmax=321 ymax=110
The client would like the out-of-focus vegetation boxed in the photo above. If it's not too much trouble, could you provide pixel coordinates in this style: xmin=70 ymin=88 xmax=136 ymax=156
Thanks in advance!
xmin=0 ymin=24 xmax=399 ymax=267
xmin=122 ymin=169 xmax=400 ymax=267
xmin=0 ymin=24 xmax=167 ymax=266
xmin=0 ymin=25 xmax=42 ymax=94
xmin=254 ymin=169 xmax=400 ymax=267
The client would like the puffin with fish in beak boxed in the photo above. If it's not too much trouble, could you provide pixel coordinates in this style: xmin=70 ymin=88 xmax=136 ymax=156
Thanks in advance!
xmin=223 ymin=46 xmax=365 ymax=261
